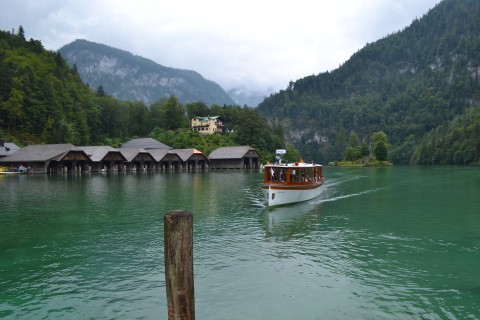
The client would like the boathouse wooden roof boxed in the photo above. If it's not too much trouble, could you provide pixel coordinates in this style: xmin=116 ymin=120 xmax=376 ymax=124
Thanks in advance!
xmin=0 ymin=141 xmax=20 ymax=158
xmin=148 ymin=148 xmax=170 ymax=161
xmin=173 ymin=149 xmax=208 ymax=162
xmin=208 ymin=146 xmax=260 ymax=169
xmin=79 ymin=146 xmax=127 ymax=162
xmin=121 ymin=138 xmax=172 ymax=150
xmin=209 ymin=146 xmax=259 ymax=159
xmin=146 ymin=149 xmax=178 ymax=162
xmin=0 ymin=144 xmax=86 ymax=163
xmin=117 ymin=148 xmax=156 ymax=162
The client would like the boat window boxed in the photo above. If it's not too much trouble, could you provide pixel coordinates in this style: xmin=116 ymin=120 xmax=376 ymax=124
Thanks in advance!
xmin=290 ymin=169 xmax=298 ymax=182
xmin=270 ymin=167 xmax=286 ymax=182
xmin=309 ymin=167 xmax=315 ymax=181
xmin=266 ymin=167 xmax=273 ymax=181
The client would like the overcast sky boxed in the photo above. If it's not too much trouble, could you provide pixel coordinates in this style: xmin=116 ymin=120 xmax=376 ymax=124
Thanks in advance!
xmin=1 ymin=0 xmax=439 ymax=94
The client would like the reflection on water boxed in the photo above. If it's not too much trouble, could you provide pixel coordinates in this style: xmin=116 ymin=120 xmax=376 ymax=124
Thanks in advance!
xmin=262 ymin=201 xmax=322 ymax=240
xmin=0 ymin=168 xmax=479 ymax=319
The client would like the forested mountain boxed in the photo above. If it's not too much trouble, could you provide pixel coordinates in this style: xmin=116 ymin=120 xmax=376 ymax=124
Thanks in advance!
xmin=59 ymin=39 xmax=235 ymax=106
xmin=0 ymin=28 xmax=283 ymax=160
xmin=258 ymin=0 xmax=480 ymax=165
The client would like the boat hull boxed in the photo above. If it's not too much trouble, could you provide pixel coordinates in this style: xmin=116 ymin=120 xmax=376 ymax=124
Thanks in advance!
xmin=261 ymin=183 xmax=324 ymax=207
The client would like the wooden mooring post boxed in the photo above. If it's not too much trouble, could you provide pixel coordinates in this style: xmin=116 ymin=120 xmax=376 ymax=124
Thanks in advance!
xmin=164 ymin=210 xmax=195 ymax=320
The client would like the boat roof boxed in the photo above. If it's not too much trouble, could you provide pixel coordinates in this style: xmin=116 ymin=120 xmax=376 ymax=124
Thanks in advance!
xmin=265 ymin=162 xmax=322 ymax=168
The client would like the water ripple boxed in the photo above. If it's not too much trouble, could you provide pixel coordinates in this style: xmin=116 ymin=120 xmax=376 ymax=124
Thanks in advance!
xmin=1 ymin=169 xmax=479 ymax=319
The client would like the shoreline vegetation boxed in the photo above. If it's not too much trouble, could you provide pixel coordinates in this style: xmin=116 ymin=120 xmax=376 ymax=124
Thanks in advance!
xmin=328 ymin=158 xmax=393 ymax=167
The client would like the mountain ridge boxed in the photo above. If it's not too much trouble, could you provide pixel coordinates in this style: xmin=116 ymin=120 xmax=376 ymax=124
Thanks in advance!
xmin=257 ymin=0 xmax=480 ymax=165
xmin=59 ymin=39 xmax=235 ymax=106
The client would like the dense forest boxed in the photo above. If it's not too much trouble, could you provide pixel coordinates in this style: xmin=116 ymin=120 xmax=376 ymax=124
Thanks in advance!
xmin=2 ymin=0 xmax=480 ymax=166
xmin=0 ymin=27 xmax=284 ymax=161
xmin=258 ymin=0 xmax=480 ymax=165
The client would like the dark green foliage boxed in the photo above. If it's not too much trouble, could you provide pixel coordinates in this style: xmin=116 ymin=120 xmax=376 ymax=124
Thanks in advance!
xmin=371 ymin=131 xmax=390 ymax=161
xmin=410 ymin=104 xmax=480 ymax=164
xmin=373 ymin=141 xmax=389 ymax=161
xmin=96 ymin=85 xmax=106 ymax=97
xmin=258 ymin=0 xmax=480 ymax=164
xmin=282 ymin=144 xmax=301 ymax=163
xmin=0 ymin=28 xmax=282 ymax=160
xmin=0 ymin=28 xmax=100 ymax=144
xmin=186 ymin=101 xmax=209 ymax=119
xmin=159 ymin=96 xmax=188 ymax=131
xmin=344 ymin=132 xmax=374 ymax=161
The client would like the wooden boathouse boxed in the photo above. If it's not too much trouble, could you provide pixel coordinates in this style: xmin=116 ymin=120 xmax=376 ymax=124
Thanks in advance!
xmin=117 ymin=148 xmax=157 ymax=172
xmin=148 ymin=149 xmax=183 ymax=171
xmin=0 ymin=144 xmax=90 ymax=174
xmin=208 ymin=146 xmax=260 ymax=169
xmin=80 ymin=146 xmax=127 ymax=172
xmin=175 ymin=149 xmax=209 ymax=170
xmin=0 ymin=139 xmax=261 ymax=173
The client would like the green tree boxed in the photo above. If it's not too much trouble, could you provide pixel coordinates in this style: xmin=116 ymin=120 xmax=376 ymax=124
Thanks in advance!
xmin=127 ymin=101 xmax=151 ymax=137
xmin=186 ymin=101 xmax=209 ymax=120
xmin=360 ymin=143 xmax=370 ymax=157
xmin=172 ymin=130 xmax=208 ymax=150
xmin=17 ymin=25 xmax=25 ymax=40
xmin=159 ymin=96 xmax=188 ymax=131
xmin=371 ymin=131 xmax=390 ymax=160
xmin=48 ymin=118 xmax=79 ymax=144
xmin=334 ymin=127 xmax=347 ymax=160
xmin=344 ymin=147 xmax=356 ymax=161
xmin=229 ymin=107 xmax=283 ymax=160
xmin=96 ymin=85 xmax=106 ymax=97
xmin=233 ymin=108 xmax=266 ymax=148
xmin=348 ymin=132 xmax=361 ymax=148
xmin=2 ymin=88 xmax=24 ymax=130
xmin=283 ymin=144 xmax=301 ymax=163
xmin=373 ymin=140 xmax=389 ymax=161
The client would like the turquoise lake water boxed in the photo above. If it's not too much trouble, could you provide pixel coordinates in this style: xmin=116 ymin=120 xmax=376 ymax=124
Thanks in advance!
xmin=0 ymin=166 xmax=479 ymax=319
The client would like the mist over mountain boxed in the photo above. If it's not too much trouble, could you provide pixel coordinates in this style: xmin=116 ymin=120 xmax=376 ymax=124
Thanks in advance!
xmin=227 ymin=86 xmax=273 ymax=107
xmin=59 ymin=39 xmax=235 ymax=106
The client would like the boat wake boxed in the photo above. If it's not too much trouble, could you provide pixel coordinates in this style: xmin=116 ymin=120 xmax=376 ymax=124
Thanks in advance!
xmin=314 ymin=187 xmax=382 ymax=204
xmin=324 ymin=174 xmax=366 ymax=188
xmin=243 ymin=186 xmax=267 ymax=208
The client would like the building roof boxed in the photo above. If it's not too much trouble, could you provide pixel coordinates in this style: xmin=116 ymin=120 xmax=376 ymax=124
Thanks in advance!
xmin=0 ymin=144 xmax=82 ymax=163
xmin=193 ymin=116 xmax=220 ymax=121
xmin=172 ymin=149 xmax=207 ymax=161
xmin=117 ymin=148 xmax=145 ymax=162
xmin=208 ymin=146 xmax=258 ymax=159
xmin=79 ymin=146 xmax=125 ymax=162
xmin=121 ymin=138 xmax=172 ymax=149
xmin=148 ymin=149 xmax=170 ymax=161
xmin=0 ymin=142 xmax=20 ymax=157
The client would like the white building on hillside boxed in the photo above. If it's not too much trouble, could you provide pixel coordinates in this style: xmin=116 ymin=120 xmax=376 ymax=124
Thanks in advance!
xmin=190 ymin=116 xmax=225 ymax=135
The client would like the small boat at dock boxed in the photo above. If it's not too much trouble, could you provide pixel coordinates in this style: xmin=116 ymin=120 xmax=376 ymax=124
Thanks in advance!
xmin=260 ymin=152 xmax=325 ymax=207
xmin=0 ymin=165 xmax=30 ymax=174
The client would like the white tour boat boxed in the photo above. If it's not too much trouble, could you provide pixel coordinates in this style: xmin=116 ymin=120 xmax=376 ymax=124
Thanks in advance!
xmin=260 ymin=152 xmax=325 ymax=207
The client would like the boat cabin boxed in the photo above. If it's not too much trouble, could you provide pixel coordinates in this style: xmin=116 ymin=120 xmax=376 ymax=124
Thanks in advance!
xmin=264 ymin=163 xmax=323 ymax=184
